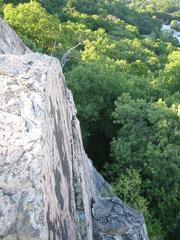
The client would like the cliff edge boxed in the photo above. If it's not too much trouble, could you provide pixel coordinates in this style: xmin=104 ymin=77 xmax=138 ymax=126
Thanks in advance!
xmin=0 ymin=18 xmax=148 ymax=240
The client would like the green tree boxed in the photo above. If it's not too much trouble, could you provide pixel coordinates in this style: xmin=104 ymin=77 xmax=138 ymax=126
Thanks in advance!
xmin=170 ymin=20 xmax=180 ymax=31
xmin=66 ymin=60 xmax=124 ymax=168
xmin=40 ymin=0 xmax=67 ymax=12
xmin=113 ymin=168 xmax=148 ymax=213
xmin=154 ymin=50 xmax=180 ymax=95
xmin=3 ymin=1 xmax=61 ymax=53
xmin=0 ymin=0 xmax=3 ymax=13
xmin=104 ymin=94 xmax=180 ymax=239
xmin=113 ymin=168 xmax=164 ymax=239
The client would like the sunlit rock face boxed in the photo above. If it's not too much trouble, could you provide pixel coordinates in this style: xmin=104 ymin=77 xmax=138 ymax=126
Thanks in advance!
xmin=0 ymin=18 xmax=30 ymax=55
xmin=0 ymin=18 xmax=148 ymax=240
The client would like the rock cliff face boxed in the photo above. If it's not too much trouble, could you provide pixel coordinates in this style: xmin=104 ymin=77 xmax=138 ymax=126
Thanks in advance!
xmin=0 ymin=18 xmax=148 ymax=240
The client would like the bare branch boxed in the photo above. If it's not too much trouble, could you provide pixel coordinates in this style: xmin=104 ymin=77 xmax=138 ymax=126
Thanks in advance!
xmin=60 ymin=42 xmax=82 ymax=69
xmin=51 ymin=41 xmax=57 ymax=56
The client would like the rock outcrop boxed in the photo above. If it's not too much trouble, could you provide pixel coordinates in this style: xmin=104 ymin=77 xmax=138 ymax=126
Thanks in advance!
xmin=0 ymin=18 xmax=30 ymax=55
xmin=0 ymin=18 xmax=148 ymax=240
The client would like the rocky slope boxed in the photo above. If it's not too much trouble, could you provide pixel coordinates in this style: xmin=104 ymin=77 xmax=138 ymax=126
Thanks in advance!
xmin=0 ymin=18 xmax=148 ymax=240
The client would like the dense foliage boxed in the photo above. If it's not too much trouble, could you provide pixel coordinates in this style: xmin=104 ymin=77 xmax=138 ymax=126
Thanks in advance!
xmin=0 ymin=0 xmax=179 ymax=239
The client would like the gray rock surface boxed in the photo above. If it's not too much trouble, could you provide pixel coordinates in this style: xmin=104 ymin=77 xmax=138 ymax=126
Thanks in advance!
xmin=88 ymin=161 xmax=148 ymax=240
xmin=0 ymin=18 xmax=148 ymax=240
xmin=0 ymin=18 xmax=30 ymax=55
xmin=92 ymin=197 xmax=148 ymax=240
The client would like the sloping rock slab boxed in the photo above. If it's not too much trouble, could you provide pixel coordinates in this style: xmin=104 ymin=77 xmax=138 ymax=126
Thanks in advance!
xmin=0 ymin=18 xmax=30 ymax=55
xmin=0 ymin=53 xmax=92 ymax=240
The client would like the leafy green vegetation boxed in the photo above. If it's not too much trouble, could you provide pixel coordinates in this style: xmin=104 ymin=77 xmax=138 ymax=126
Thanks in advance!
xmin=1 ymin=0 xmax=179 ymax=239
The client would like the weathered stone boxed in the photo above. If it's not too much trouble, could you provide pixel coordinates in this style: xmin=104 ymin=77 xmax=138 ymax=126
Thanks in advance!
xmin=0 ymin=52 xmax=93 ymax=239
xmin=0 ymin=18 xmax=30 ymax=55
xmin=0 ymin=18 xmax=148 ymax=240
xmin=88 ymin=159 xmax=113 ymax=198
xmin=88 ymin=161 xmax=148 ymax=240
xmin=91 ymin=197 xmax=148 ymax=240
